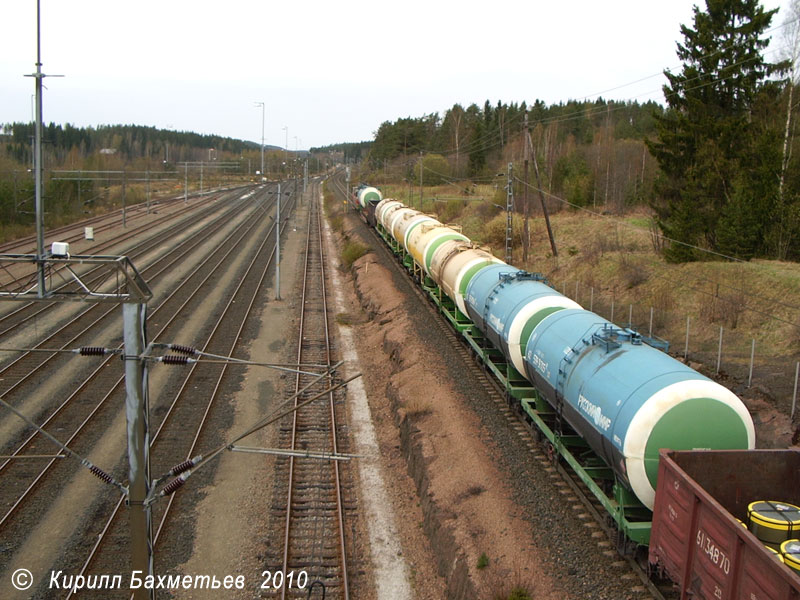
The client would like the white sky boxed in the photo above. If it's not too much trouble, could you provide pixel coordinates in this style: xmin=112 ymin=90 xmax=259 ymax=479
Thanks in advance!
xmin=0 ymin=0 xmax=790 ymax=150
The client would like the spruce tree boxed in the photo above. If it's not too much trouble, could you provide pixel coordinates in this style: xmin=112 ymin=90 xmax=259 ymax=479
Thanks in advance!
xmin=647 ymin=0 xmax=785 ymax=261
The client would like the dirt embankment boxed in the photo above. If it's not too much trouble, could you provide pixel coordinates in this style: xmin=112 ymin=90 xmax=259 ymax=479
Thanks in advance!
xmin=340 ymin=227 xmax=561 ymax=598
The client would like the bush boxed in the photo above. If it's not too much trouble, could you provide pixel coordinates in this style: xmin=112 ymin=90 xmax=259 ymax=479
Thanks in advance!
xmin=437 ymin=197 xmax=466 ymax=223
xmin=414 ymin=153 xmax=451 ymax=185
xmin=341 ymin=240 xmax=368 ymax=267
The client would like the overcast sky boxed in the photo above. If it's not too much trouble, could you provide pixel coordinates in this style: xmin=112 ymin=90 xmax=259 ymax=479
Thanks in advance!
xmin=0 ymin=0 xmax=790 ymax=150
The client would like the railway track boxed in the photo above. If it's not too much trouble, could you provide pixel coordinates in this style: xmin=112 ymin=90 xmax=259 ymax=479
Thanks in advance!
xmin=264 ymin=183 xmax=355 ymax=599
xmin=62 ymin=182 xmax=302 ymax=593
xmin=0 ymin=186 xmax=275 ymax=483
xmin=0 ymin=192 xmax=236 ymax=328
xmin=0 ymin=185 xmax=240 ymax=255
xmin=327 ymin=174 xmax=670 ymax=599
xmin=0 ymin=183 xmax=293 ymax=595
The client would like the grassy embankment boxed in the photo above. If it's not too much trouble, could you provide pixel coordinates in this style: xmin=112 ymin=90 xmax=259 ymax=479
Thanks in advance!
xmin=373 ymin=181 xmax=800 ymax=403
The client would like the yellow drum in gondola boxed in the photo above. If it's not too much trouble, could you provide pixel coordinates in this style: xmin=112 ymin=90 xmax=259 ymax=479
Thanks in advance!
xmin=747 ymin=501 xmax=800 ymax=550
xmin=781 ymin=539 xmax=800 ymax=574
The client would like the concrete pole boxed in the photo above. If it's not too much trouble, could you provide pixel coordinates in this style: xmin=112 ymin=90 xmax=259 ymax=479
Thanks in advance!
xmin=184 ymin=163 xmax=188 ymax=204
xmin=122 ymin=303 xmax=153 ymax=600
xmin=122 ymin=171 xmax=127 ymax=228
xmin=276 ymin=184 xmax=281 ymax=301
xmin=258 ymin=102 xmax=265 ymax=180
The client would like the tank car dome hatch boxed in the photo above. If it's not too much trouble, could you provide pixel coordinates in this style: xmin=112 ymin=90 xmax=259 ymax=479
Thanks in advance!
xmin=523 ymin=309 xmax=755 ymax=510
xmin=429 ymin=240 xmax=472 ymax=288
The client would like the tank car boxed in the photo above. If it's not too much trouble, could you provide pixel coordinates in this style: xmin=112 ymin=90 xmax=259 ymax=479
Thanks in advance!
xmin=521 ymin=309 xmax=754 ymax=509
xmin=358 ymin=191 xmax=756 ymax=544
xmin=351 ymin=184 xmax=382 ymax=226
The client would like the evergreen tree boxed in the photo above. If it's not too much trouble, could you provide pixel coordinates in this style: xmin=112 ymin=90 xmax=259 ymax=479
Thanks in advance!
xmin=647 ymin=0 xmax=786 ymax=261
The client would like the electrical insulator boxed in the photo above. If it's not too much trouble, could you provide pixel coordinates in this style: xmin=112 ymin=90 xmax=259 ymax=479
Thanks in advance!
xmin=169 ymin=457 xmax=200 ymax=476
xmin=89 ymin=464 xmax=114 ymax=484
xmin=79 ymin=347 xmax=107 ymax=356
xmin=170 ymin=344 xmax=198 ymax=356
xmin=161 ymin=475 xmax=188 ymax=496
xmin=162 ymin=355 xmax=189 ymax=365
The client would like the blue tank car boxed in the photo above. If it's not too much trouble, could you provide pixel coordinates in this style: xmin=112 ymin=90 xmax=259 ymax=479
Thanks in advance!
xmin=522 ymin=308 xmax=755 ymax=509
xmin=464 ymin=266 xmax=581 ymax=377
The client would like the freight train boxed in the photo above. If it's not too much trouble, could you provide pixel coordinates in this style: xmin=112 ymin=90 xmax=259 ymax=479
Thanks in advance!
xmin=347 ymin=183 xmax=755 ymax=543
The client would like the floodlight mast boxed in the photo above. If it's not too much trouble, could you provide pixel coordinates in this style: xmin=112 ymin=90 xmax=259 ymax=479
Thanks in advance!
xmin=255 ymin=102 xmax=265 ymax=181
xmin=32 ymin=0 xmax=45 ymax=297
xmin=15 ymin=5 xmax=155 ymax=595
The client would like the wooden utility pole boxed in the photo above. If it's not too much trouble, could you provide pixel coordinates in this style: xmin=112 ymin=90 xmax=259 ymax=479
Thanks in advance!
xmin=523 ymin=113 xmax=530 ymax=265
xmin=505 ymin=163 xmax=513 ymax=264
xmin=526 ymin=120 xmax=558 ymax=258
xmin=419 ymin=152 xmax=423 ymax=210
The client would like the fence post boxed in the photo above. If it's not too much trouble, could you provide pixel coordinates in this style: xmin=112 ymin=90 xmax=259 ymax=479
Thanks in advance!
xmin=649 ymin=307 xmax=654 ymax=338
xmin=611 ymin=300 xmax=615 ymax=324
xmin=590 ymin=287 xmax=594 ymax=312
xmin=747 ymin=339 xmax=755 ymax=388
xmin=792 ymin=362 xmax=799 ymax=420
xmin=628 ymin=304 xmax=633 ymax=328
xmin=575 ymin=280 xmax=579 ymax=302
xmin=684 ymin=316 xmax=690 ymax=360
xmin=716 ymin=326 xmax=723 ymax=374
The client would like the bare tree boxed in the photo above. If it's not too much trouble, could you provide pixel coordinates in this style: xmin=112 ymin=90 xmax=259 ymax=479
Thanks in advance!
xmin=778 ymin=0 xmax=800 ymax=257
xmin=450 ymin=105 xmax=464 ymax=178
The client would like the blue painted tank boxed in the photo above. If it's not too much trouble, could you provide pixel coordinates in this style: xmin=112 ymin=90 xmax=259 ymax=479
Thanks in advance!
xmin=464 ymin=267 xmax=581 ymax=376
xmin=522 ymin=309 xmax=755 ymax=509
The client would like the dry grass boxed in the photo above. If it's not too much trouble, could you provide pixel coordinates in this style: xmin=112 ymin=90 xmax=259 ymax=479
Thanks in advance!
xmin=484 ymin=565 xmax=536 ymax=600
xmin=349 ymin=174 xmax=800 ymax=382
xmin=341 ymin=240 xmax=368 ymax=268
xmin=403 ymin=397 xmax=433 ymax=419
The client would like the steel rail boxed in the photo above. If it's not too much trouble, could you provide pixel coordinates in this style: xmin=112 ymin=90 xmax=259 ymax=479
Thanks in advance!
xmin=0 ymin=189 xmax=277 ymax=529
xmin=0 ymin=188 xmax=245 ymax=333
xmin=64 ymin=191 xmax=298 ymax=598
xmin=0 ymin=187 xmax=273 ymax=467
xmin=0 ymin=185 xmax=248 ymax=255
xmin=280 ymin=187 xmax=349 ymax=599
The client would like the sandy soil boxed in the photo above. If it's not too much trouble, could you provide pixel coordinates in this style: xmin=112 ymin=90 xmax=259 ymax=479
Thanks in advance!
xmin=318 ymin=197 xmax=569 ymax=599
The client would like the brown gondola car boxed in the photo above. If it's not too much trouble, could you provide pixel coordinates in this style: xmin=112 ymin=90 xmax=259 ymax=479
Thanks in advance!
xmin=650 ymin=448 xmax=800 ymax=599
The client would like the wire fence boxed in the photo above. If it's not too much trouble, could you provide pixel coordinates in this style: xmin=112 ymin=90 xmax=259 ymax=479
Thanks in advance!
xmin=547 ymin=275 xmax=800 ymax=422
